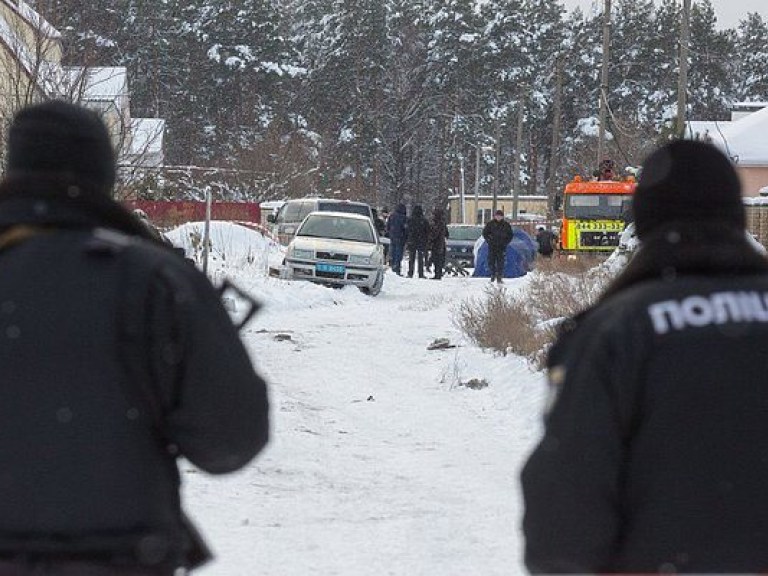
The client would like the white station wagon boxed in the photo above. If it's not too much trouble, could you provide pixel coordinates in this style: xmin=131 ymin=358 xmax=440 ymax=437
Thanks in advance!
xmin=284 ymin=211 xmax=385 ymax=296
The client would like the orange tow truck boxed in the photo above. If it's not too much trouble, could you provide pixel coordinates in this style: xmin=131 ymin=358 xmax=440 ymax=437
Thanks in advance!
xmin=558 ymin=175 xmax=636 ymax=252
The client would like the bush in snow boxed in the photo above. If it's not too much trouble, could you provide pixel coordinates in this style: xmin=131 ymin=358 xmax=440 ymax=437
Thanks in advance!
xmin=453 ymin=286 xmax=550 ymax=368
xmin=453 ymin=256 xmax=620 ymax=370
xmin=525 ymin=257 xmax=616 ymax=321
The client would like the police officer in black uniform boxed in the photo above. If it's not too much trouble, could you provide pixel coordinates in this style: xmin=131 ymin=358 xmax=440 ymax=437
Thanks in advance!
xmin=522 ymin=140 xmax=768 ymax=574
xmin=0 ymin=101 xmax=269 ymax=575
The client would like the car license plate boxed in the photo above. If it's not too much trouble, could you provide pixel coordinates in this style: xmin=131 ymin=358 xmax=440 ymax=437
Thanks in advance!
xmin=316 ymin=263 xmax=345 ymax=274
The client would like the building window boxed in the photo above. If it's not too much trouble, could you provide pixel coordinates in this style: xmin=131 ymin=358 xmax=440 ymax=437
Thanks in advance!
xmin=478 ymin=209 xmax=492 ymax=224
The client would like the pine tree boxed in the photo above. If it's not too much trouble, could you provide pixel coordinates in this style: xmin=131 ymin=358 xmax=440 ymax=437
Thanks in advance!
xmin=736 ymin=12 xmax=768 ymax=102
xmin=518 ymin=0 xmax=567 ymax=193
xmin=479 ymin=0 xmax=528 ymax=135
xmin=26 ymin=0 xmax=755 ymax=204
xmin=379 ymin=0 xmax=435 ymax=204
xmin=424 ymin=0 xmax=486 ymax=130
xmin=176 ymin=0 xmax=292 ymax=163
xmin=294 ymin=0 xmax=394 ymax=198
xmin=687 ymin=0 xmax=733 ymax=120
xmin=610 ymin=0 xmax=660 ymax=123
xmin=556 ymin=9 xmax=603 ymax=176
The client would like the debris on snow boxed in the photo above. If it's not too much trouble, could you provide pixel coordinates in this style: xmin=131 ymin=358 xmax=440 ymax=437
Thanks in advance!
xmin=427 ymin=337 xmax=456 ymax=350
xmin=459 ymin=378 xmax=489 ymax=390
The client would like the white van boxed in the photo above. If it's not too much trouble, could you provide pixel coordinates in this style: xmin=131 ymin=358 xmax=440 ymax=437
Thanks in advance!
xmin=269 ymin=198 xmax=375 ymax=246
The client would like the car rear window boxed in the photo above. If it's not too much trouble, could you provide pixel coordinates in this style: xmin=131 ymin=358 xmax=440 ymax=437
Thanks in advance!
xmin=277 ymin=202 xmax=302 ymax=224
xmin=448 ymin=226 xmax=483 ymax=241
xmin=317 ymin=202 xmax=371 ymax=218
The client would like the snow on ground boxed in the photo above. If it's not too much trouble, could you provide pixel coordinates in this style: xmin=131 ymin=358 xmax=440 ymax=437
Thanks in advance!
xmin=170 ymin=222 xmax=548 ymax=576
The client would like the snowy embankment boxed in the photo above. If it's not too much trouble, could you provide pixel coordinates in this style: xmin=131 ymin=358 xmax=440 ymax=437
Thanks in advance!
xmin=165 ymin=222 xmax=548 ymax=576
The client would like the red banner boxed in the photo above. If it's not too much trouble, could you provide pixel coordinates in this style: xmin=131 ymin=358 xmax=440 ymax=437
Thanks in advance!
xmin=124 ymin=200 xmax=261 ymax=227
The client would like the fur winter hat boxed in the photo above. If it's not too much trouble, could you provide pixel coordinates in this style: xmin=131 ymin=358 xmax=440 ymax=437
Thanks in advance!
xmin=633 ymin=140 xmax=744 ymax=239
xmin=6 ymin=100 xmax=117 ymax=195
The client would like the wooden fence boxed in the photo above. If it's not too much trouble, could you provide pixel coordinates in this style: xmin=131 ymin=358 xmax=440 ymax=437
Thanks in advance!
xmin=745 ymin=203 xmax=768 ymax=247
xmin=124 ymin=200 xmax=261 ymax=228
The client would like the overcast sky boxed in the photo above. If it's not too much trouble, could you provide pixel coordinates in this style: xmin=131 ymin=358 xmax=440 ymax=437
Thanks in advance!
xmin=560 ymin=0 xmax=768 ymax=30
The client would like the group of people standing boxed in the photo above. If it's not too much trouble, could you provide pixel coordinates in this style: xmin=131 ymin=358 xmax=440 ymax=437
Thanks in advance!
xmin=385 ymin=203 xmax=449 ymax=280
xmin=385 ymin=203 xmax=557 ymax=283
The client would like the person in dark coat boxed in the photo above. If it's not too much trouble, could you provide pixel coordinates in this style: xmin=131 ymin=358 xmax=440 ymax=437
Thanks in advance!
xmin=377 ymin=207 xmax=390 ymax=260
xmin=482 ymin=209 xmax=513 ymax=282
xmin=386 ymin=203 xmax=407 ymax=275
xmin=522 ymin=140 xmax=768 ymax=574
xmin=428 ymin=207 xmax=449 ymax=280
xmin=595 ymin=157 xmax=617 ymax=181
xmin=0 ymin=101 xmax=270 ymax=575
xmin=406 ymin=204 xmax=430 ymax=278
xmin=535 ymin=225 xmax=555 ymax=258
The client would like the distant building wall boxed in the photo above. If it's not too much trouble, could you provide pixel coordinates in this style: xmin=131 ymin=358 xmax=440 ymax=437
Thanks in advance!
xmin=0 ymin=0 xmax=62 ymax=129
xmin=0 ymin=1 xmax=61 ymax=64
xmin=737 ymin=166 xmax=768 ymax=197
xmin=0 ymin=1 xmax=64 ymax=170
xmin=446 ymin=195 xmax=548 ymax=224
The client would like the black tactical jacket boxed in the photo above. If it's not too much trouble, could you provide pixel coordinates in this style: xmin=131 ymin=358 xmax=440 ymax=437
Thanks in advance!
xmin=0 ymin=176 xmax=269 ymax=569
xmin=522 ymin=224 xmax=768 ymax=574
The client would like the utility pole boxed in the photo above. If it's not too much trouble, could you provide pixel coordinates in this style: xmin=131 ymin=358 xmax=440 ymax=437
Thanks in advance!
xmin=202 ymin=187 xmax=212 ymax=275
xmin=597 ymin=0 xmax=611 ymax=166
xmin=513 ymin=91 xmax=525 ymax=220
xmin=676 ymin=0 xmax=691 ymax=139
xmin=547 ymin=56 xmax=563 ymax=219
xmin=493 ymin=120 xmax=501 ymax=218
xmin=474 ymin=145 xmax=481 ymax=225
xmin=459 ymin=155 xmax=466 ymax=224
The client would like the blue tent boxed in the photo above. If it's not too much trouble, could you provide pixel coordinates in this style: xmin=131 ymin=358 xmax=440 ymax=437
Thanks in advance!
xmin=472 ymin=228 xmax=536 ymax=279
xmin=513 ymin=227 xmax=538 ymax=264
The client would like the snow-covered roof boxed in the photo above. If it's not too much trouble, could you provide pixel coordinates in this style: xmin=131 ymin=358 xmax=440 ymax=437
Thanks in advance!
xmin=63 ymin=66 xmax=128 ymax=100
xmin=123 ymin=118 xmax=165 ymax=168
xmin=712 ymin=105 xmax=768 ymax=166
xmin=13 ymin=0 xmax=59 ymax=40
xmin=686 ymin=105 xmax=768 ymax=166
xmin=129 ymin=118 xmax=164 ymax=156
xmin=732 ymin=101 xmax=768 ymax=109
xmin=684 ymin=121 xmax=732 ymax=149
xmin=0 ymin=0 xmax=62 ymax=96
xmin=743 ymin=196 xmax=768 ymax=204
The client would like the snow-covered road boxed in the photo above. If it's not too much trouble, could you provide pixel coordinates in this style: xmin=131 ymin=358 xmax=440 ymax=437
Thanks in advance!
xmin=172 ymin=224 xmax=548 ymax=575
